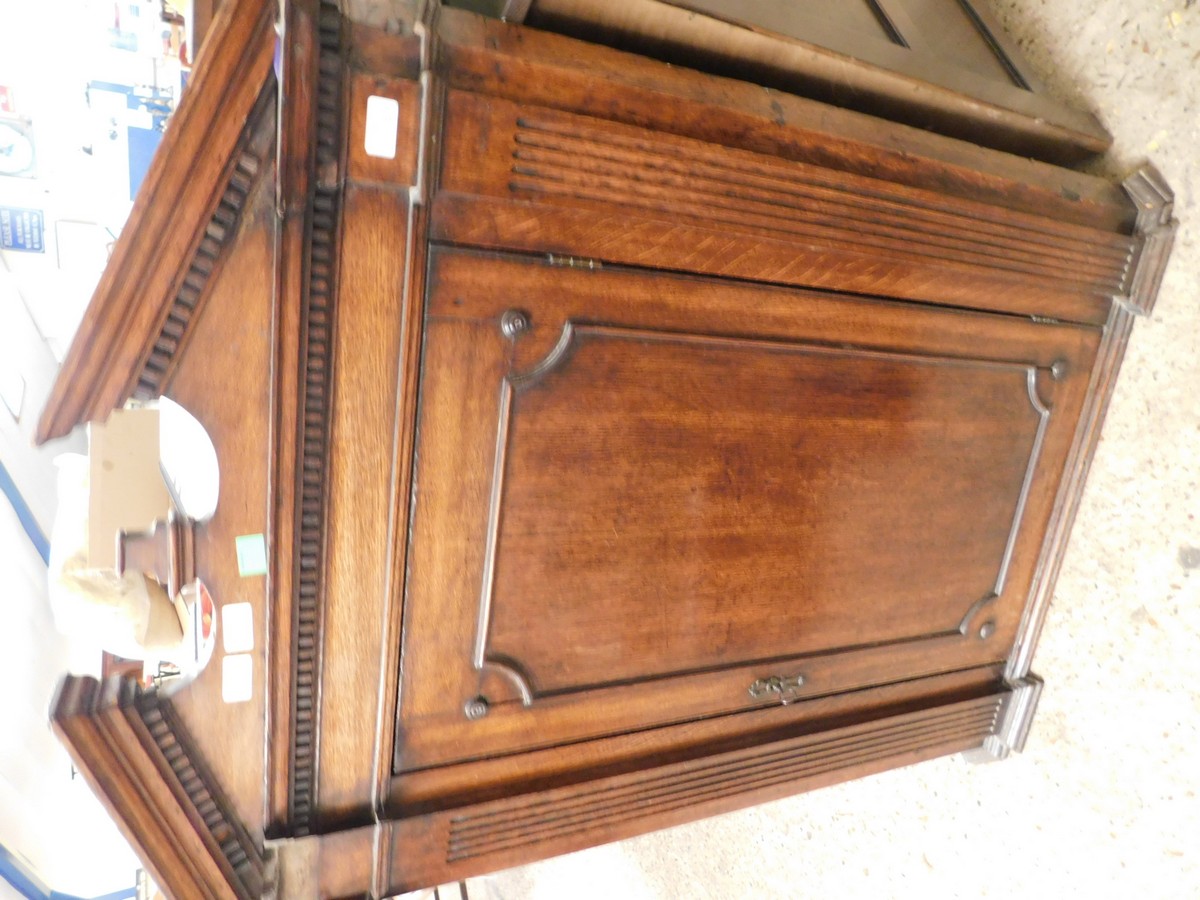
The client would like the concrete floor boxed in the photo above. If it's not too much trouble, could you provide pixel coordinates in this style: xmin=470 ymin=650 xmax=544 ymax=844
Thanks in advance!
xmin=459 ymin=2 xmax=1200 ymax=897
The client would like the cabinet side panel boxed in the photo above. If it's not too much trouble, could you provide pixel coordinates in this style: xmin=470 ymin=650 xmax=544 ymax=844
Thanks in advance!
xmin=166 ymin=171 xmax=277 ymax=842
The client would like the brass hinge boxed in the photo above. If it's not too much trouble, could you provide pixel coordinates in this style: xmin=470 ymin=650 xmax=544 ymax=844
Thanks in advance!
xmin=546 ymin=253 xmax=603 ymax=270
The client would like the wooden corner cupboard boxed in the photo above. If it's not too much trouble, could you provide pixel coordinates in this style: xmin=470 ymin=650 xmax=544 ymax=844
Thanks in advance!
xmin=38 ymin=0 xmax=1175 ymax=897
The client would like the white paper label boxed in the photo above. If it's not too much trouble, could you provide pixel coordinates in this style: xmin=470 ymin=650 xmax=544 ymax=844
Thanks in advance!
xmin=364 ymin=95 xmax=399 ymax=160
xmin=221 ymin=602 xmax=254 ymax=654
xmin=221 ymin=654 xmax=253 ymax=704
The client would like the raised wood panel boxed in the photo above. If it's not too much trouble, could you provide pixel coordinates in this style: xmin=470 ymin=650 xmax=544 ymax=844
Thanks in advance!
xmin=394 ymin=250 xmax=1099 ymax=771
xmin=524 ymin=0 xmax=1107 ymax=163
xmin=483 ymin=326 xmax=1046 ymax=694
xmin=436 ymin=90 xmax=1131 ymax=322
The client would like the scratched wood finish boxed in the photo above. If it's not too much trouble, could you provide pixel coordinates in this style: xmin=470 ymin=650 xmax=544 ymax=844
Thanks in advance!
xmin=395 ymin=249 xmax=1098 ymax=770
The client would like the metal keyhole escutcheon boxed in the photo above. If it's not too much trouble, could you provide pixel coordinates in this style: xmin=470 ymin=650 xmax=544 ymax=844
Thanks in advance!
xmin=748 ymin=673 xmax=806 ymax=705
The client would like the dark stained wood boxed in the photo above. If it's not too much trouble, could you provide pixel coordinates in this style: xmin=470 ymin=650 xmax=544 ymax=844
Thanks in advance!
xmin=345 ymin=73 xmax=422 ymax=185
xmin=366 ymin=23 xmax=446 ymax=827
xmin=273 ymin=0 xmax=349 ymax=837
xmin=314 ymin=183 xmax=410 ymax=827
xmin=132 ymin=94 xmax=275 ymax=403
xmin=431 ymin=193 xmax=1115 ymax=325
xmin=266 ymin=0 xmax=321 ymax=837
xmin=346 ymin=19 xmax=423 ymax=80
xmin=37 ymin=3 xmax=1176 ymax=897
xmin=191 ymin=0 xmax=222 ymax=59
xmin=492 ymin=337 xmax=1036 ymax=684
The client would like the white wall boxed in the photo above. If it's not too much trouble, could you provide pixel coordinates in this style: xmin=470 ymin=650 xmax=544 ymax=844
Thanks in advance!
xmin=0 ymin=495 xmax=140 ymax=896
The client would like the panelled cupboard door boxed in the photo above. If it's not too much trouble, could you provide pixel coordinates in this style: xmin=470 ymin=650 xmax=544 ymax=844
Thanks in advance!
xmin=394 ymin=248 xmax=1099 ymax=773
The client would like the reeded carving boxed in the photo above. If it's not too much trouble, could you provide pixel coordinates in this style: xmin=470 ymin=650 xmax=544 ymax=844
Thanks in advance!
xmin=445 ymin=694 xmax=1003 ymax=862
xmin=1118 ymin=164 xmax=1178 ymax=316
xmin=508 ymin=114 xmax=1134 ymax=293
xmin=967 ymin=675 xmax=1043 ymax=761
xmin=139 ymin=692 xmax=266 ymax=896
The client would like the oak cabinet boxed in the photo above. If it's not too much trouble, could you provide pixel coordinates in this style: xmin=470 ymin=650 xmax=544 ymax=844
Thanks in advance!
xmin=38 ymin=1 xmax=1174 ymax=897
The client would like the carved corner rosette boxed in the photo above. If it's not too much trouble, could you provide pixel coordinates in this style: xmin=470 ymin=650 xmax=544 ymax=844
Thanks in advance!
xmin=50 ymin=675 xmax=267 ymax=899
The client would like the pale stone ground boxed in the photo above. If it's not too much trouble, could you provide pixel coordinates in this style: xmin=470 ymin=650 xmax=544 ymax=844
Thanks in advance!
xmin=455 ymin=2 xmax=1200 ymax=898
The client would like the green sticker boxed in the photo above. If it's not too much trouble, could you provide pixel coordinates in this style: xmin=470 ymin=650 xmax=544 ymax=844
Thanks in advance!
xmin=235 ymin=533 xmax=268 ymax=577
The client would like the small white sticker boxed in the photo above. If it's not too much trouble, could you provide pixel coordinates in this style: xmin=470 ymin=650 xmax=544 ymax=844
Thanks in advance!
xmin=221 ymin=602 xmax=254 ymax=654
xmin=364 ymin=95 xmax=399 ymax=160
xmin=221 ymin=654 xmax=253 ymax=704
